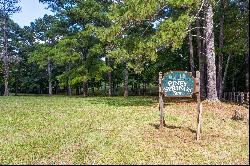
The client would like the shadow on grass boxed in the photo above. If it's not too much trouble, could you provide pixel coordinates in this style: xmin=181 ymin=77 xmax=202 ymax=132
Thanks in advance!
xmin=149 ymin=123 xmax=167 ymax=129
xmin=149 ymin=123 xmax=196 ymax=133
xmin=85 ymin=96 xmax=157 ymax=107
xmin=6 ymin=94 xmax=158 ymax=107
xmin=86 ymin=95 xmax=200 ymax=107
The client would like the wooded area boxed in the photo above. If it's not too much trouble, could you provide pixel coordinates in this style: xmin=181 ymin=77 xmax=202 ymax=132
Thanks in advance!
xmin=0 ymin=0 xmax=249 ymax=101
xmin=0 ymin=1 xmax=249 ymax=164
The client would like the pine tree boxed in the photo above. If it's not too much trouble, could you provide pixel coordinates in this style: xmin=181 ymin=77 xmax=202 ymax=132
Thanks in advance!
xmin=0 ymin=0 xmax=20 ymax=96
xmin=28 ymin=15 xmax=62 ymax=96
xmin=217 ymin=0 xmax=225 ymax=99
xmin=93 ymin=0 xmax=199 ymax=96
xmin=204 ymin=0 xmax=218 ymax=101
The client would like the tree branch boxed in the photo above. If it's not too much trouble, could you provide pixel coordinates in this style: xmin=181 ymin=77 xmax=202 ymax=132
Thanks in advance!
xmin=192 ymin=35 xmax=206 ymax=41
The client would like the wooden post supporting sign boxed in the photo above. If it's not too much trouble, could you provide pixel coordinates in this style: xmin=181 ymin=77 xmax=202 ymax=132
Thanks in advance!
xmin=159 ymin=72 xmax=165 ymax=130
xmin=158 ymin=71 xmax=203 ymax=141
xmin=196 ymin=72 xmax=203 ymax=141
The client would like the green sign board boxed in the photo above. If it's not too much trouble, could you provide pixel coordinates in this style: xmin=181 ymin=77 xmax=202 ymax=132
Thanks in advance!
xmin=162 ymin=71 xmax=195 ymax=97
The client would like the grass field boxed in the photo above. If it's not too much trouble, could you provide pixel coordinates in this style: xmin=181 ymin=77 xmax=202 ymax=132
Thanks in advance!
xmin=0 ymin=96 xmax=249 ymax=165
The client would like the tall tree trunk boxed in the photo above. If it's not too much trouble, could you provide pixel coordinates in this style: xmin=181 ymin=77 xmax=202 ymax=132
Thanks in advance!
xmin=205 ymin=0 xmax=218 ymax=101
xmin=218 ymin=0 xmax=225 ymax=99
xmin=67 ymin=83 xmax=72 ymax=96
xmin=188 ymin=25 xmax=196 ymax=77
xmin=55 ymin=86 xmax=58 ymax=95
xmin=3 ymin=16 xmax=9 ymax=96
xmin=107 ymin=57 xmax=113 ymax=97
xmin=67 ymin=63 xmax=72 ymax=96
xmin=196 ymin=19 xmax=202 ymax=64
xmin=232 ymin=57 xmax=236 ymax=92
xmin=40 ymin=85 xmax=42 ymax=94
xmin=138 ymin=82 xmax=141 ymax=96
xmin=220 ymin=54 xmax=231 ymax=98
xmin=92 ymin=83 xmax=95 ymax=95
xmin=104 ymin=82 xmax=106 ymax=94
xmin=246 ymin=10 xmax=249 ymax=92
xmin=197 ymin=18 xmax=207 ymax=99
xmin=124 ymin=62 xmax=129 ymax=97
xmin=83 ymin=81 xmax=88 ymax=97
xmin=76 ymin=86 xmax=80 ymax=95
xmin=108 ymin=72 xmax=113 ymax=96
xmin=48 ymin=58 xmax=52 ymax=96
xmin=245 ymin=53 xmax=249 ymax=92
xmin=81 ymin=49 xmax=88 ymax=97
xmin=132 ymin=79 xmax=134 ymax=93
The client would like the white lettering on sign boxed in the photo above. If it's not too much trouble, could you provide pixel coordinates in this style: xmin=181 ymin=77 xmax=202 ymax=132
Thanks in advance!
xmin=163 ymin=80 xmax=192 ymax=96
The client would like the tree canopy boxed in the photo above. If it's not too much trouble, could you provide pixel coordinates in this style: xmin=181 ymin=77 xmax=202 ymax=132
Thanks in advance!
xmin=0 ymin=0 xmax=249 ymax=98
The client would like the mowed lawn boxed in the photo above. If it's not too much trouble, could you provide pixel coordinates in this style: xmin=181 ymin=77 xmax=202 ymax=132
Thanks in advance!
xmin=0 ymin=96 xmax=249 ymax=165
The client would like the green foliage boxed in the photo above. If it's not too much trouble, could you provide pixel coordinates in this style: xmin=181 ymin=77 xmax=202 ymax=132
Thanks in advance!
xmin=52 ymin=37 xmax=81 ymax=64
xmin=1 ymin=0 xmax=249 ymax=95
xmin=90 ymin=0 xmax=199 ymax=74
xmin=223 ymin=2 xmax=248 ymax=55
xmin=153 ymin=14 xmax=192 ymax=50
xmin=0 ymin=0 xmax=21 ymax=16
xmin=28 ymin=44 xmax=53 ymax=68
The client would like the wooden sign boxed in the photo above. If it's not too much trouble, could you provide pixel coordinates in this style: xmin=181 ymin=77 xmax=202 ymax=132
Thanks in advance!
xmin=159 ymin=71 xmax=203 ymax=141
xmin=162 ymin=71 xmax=195 ymax=97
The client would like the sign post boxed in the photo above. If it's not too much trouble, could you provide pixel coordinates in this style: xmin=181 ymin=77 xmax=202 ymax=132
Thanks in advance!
xmin=196 ymin=72 xmax=203 ymax=141
xmin=159 ymin=72 xmax=165 ymax=129
xmin=159 ymin=71 xmax=202 ymax=141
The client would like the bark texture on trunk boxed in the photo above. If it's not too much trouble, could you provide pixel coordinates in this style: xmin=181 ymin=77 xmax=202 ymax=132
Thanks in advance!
xmin=92 ymin=82 xmax=95 ymax=95
xmin=245 ymin=53 xmax=249 ymax=92
xmin=81 ymin=49 xmax=88 ymax=97
xmin=68 ymin=83 xmax=72 ymax=96
xmin=107 ymin=57 xmax=113 ymax=97
xmin=67 ymin=63 xmax=72 ymax=96
xmin=218 ymin=0 xmax=225 ymax=99
xmin=83 ymin=81 xmax=88 ymax=97
xmin=144 ymin=82 xmax=147 ymax=96
xmin=76 ymin=86 xmax=80 ymax=95
xmin=3 ymin=16 xmax=9 ymax=96
xmin=188 ymin=25 xmax=196 ymax=77
xmin=220 ymin=54 xmax=231 ymax=98
xmin=124 ymin=62 xmax=129 ymax=97
xmin=205 ymin=0 xmax=218 ymax=101
xmin=232 ymin=58 xmax=236 ymax=92
xmin=108 ymin=72 xmax=113 ymax=96
xmin=197 ymin=18 xmax=207 ymax=99
xmin=246 ymin=8 xmax=249 ymax=92
xmin=196 ymin=19 xmax=202 ymax=67
xmin=48 ymin=59 xmax=52 ymax=96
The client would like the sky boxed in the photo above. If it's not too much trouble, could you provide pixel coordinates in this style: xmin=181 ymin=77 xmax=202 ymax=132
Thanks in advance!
xmin=11 ymin=0 xmax=54 ymax=27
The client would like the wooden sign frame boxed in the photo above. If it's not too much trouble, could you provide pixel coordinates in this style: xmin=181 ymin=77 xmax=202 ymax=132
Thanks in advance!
xmin=159 ymin=71 xmax=203 ymax=141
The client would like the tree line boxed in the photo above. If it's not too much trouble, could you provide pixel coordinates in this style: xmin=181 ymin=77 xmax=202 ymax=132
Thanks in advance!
xmin=0 ymin=0 xmax=249 ymax=101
